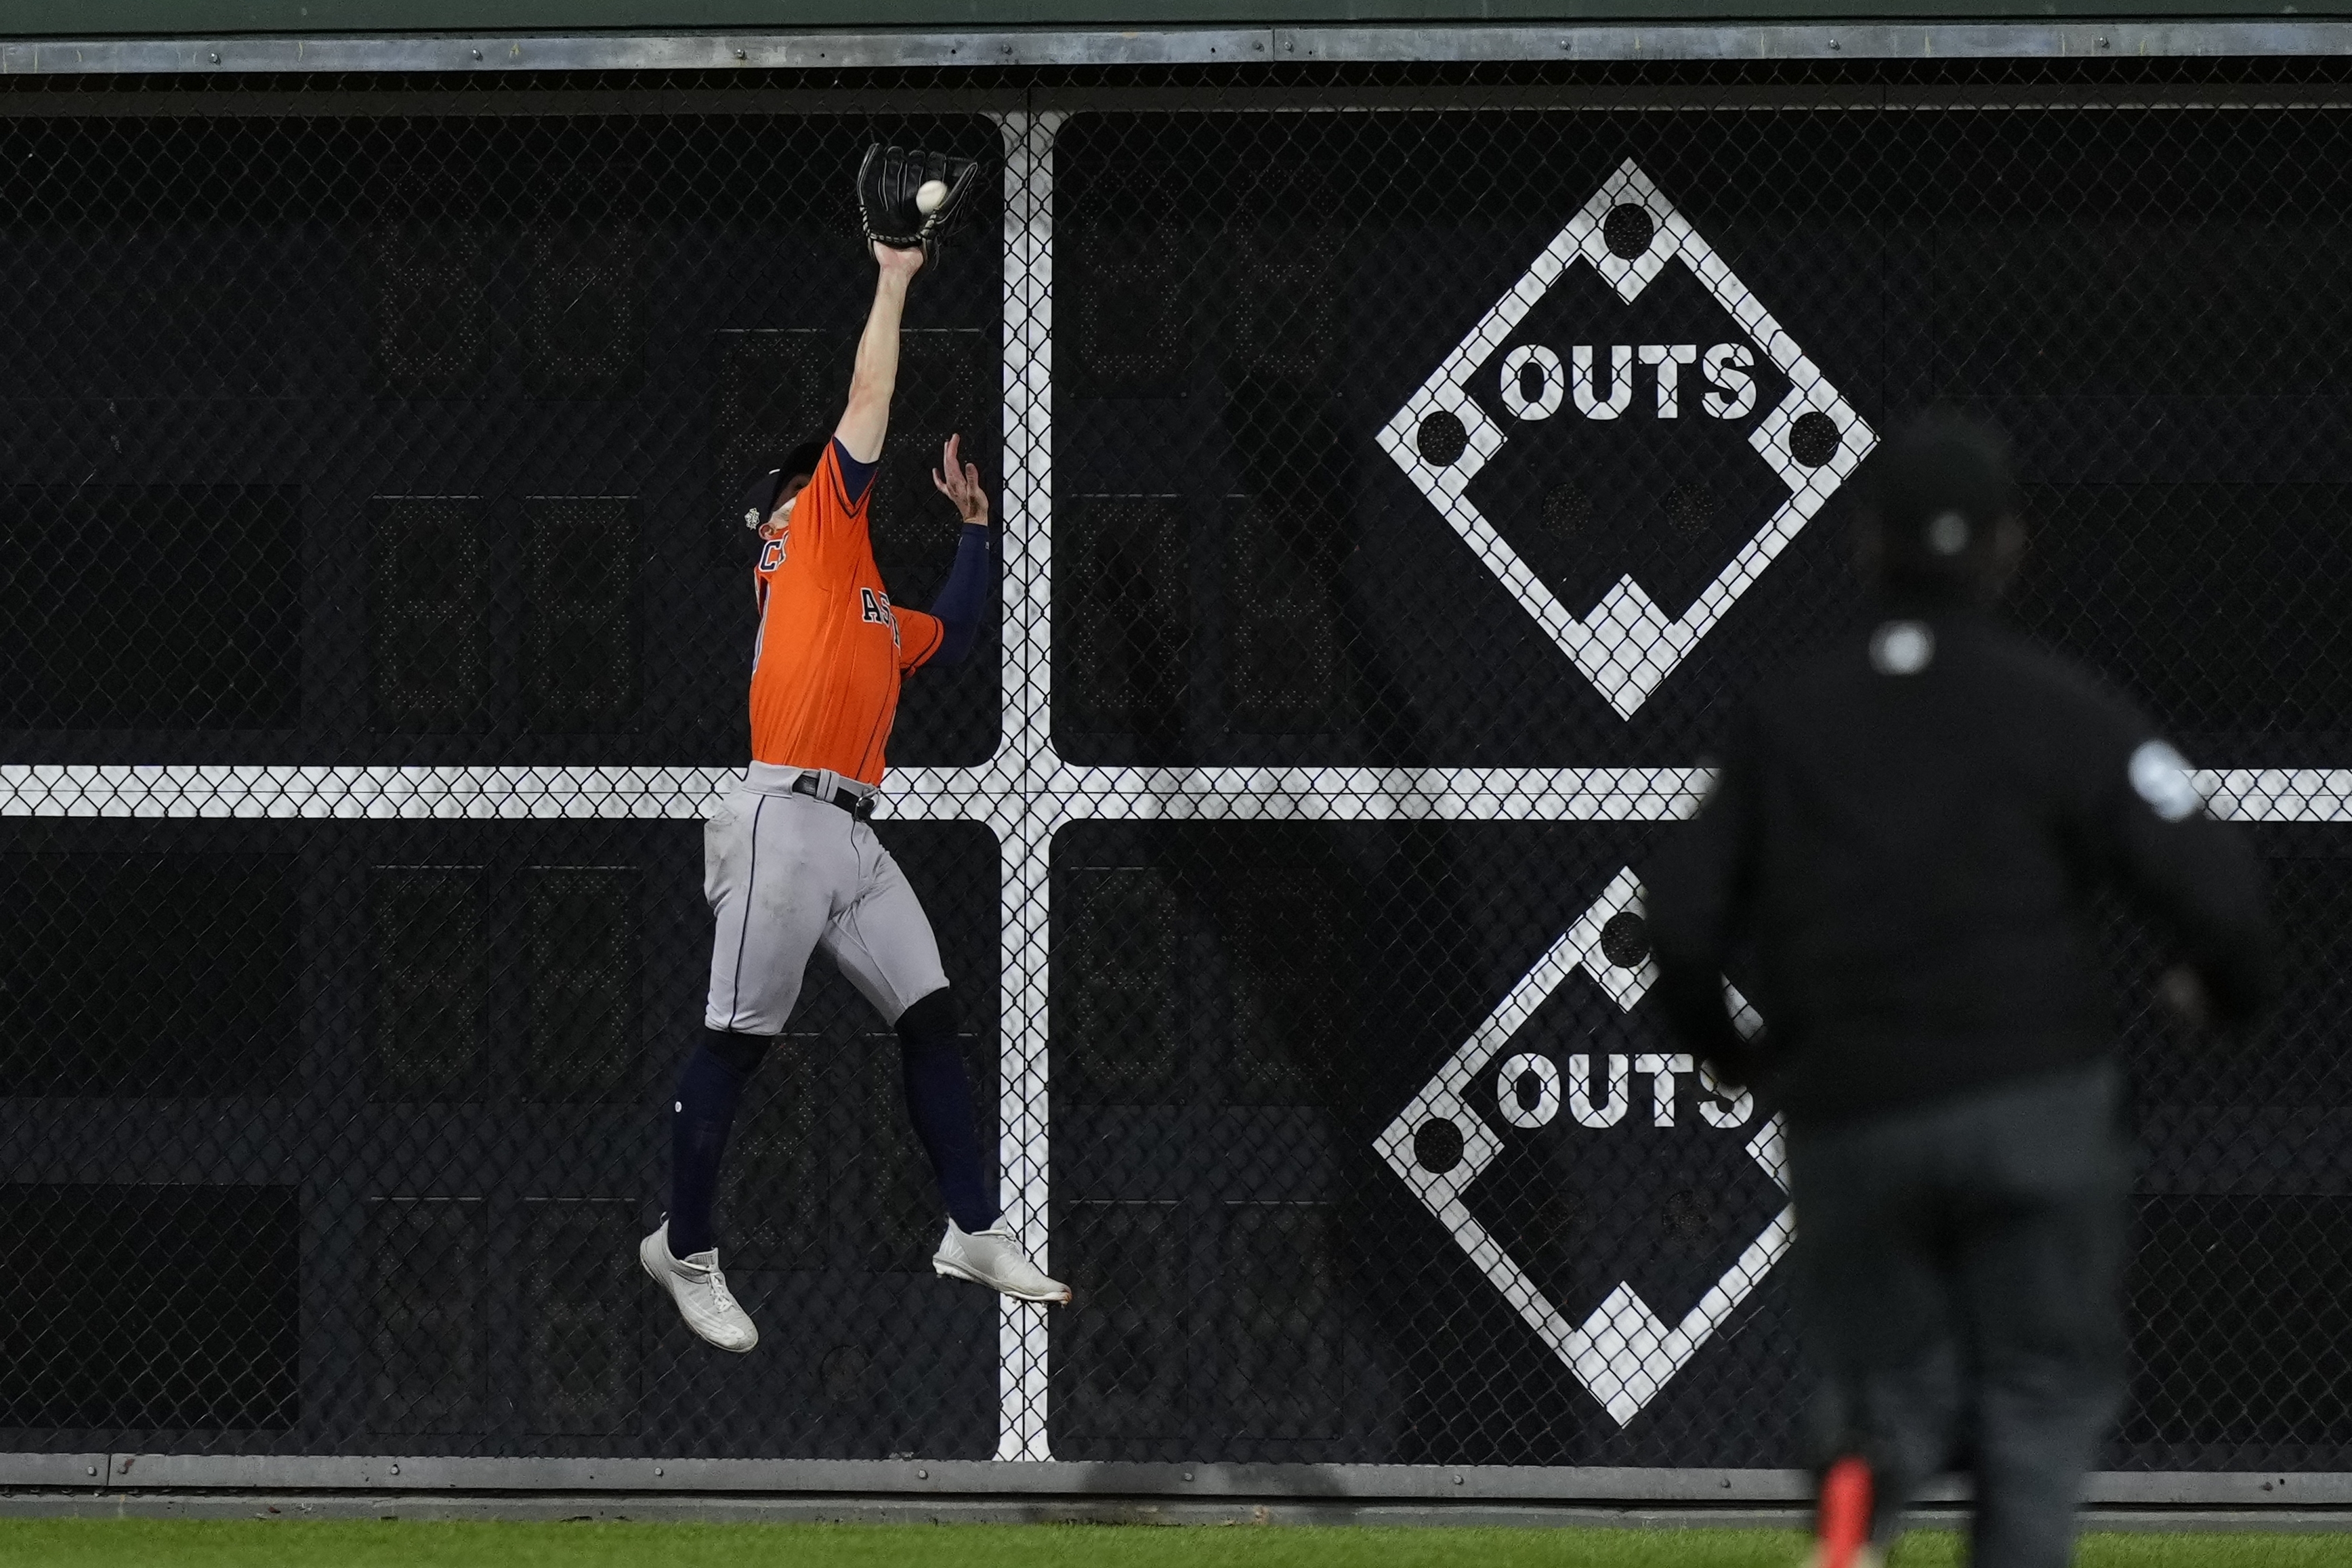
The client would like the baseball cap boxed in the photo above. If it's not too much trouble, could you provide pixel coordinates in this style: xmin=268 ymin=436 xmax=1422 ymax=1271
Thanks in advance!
xmin=737 ymin=437 xmax=830 ymax=531
xmin=1856 ymin=410 xmax=2019 ymax=602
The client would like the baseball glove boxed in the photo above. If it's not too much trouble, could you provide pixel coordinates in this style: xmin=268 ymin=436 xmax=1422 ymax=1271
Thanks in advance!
xmin=857 ymin=144 xmax=980 ymax=260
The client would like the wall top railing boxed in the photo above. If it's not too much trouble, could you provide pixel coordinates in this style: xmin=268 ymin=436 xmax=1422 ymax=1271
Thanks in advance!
xmin=8 ymin=0 xmax=2352 ymax=39
xmin=8 ymin=18 xmax=2352 ymax=73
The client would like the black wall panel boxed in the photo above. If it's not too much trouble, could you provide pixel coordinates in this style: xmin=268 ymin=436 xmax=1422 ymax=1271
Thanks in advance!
xmin=0 ymin=77 xmax=2348 ymax=1473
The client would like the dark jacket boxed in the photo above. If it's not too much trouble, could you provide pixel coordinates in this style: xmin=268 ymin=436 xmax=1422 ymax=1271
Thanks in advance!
xmin=1645 ymin=610 xmax=2273 ymax=1130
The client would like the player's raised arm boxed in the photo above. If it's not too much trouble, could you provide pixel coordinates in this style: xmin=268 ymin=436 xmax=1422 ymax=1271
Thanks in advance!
xmin=835 ymin=242 xmax=923 ymax=464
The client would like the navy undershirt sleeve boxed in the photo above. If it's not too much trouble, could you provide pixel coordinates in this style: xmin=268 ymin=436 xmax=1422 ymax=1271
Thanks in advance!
xmin=832 ymin=438 xmax=879 ymax=507
xmin=927 ymin=524 xmax=993 ymax=665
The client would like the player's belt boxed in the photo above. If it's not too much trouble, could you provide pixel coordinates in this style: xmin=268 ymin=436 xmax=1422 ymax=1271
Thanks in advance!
xmin=791 ymin=772 xmax=876 ymax=820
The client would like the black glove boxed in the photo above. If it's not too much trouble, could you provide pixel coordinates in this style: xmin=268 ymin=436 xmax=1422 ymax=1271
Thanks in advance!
xmin=857 ymin=144 xmax=980 ymax=261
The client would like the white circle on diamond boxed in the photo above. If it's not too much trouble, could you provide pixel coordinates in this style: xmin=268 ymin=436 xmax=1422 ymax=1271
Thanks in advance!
xmin=1869 ymin=620 xmax=1935 ymax=676
xmin=1496 ymin=1051 xmax=1561 ymax=1128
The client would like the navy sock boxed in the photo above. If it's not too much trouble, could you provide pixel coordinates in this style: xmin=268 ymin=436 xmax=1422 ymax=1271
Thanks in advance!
xmin=896 ymin=990 xmax=1001 ymax=1233
xmin=666 ymin=1027 xmax=768 ymax=1258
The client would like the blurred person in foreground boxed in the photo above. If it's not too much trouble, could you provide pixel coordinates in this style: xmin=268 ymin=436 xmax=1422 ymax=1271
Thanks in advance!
xmin=1645 ymin=410 xmax=2273 ymax=1568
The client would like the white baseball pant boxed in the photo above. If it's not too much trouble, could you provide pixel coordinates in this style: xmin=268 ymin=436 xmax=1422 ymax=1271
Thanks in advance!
xmin=702 ymin=773 xmax=950 ymax=1036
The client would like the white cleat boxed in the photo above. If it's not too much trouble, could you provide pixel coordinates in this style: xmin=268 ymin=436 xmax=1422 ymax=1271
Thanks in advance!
xmin=639 ymin=1222 xmax=758 ymax=1353
xmin=933 ymin=1221 xmax=1072 ymax=1304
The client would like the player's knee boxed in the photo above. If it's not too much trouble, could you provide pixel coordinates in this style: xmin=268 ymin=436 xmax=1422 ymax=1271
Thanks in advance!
xmin=702 ymin=1025 xmax=772 ymax=1078
xmin=895 ymin=986 xmax=957 ymax=1046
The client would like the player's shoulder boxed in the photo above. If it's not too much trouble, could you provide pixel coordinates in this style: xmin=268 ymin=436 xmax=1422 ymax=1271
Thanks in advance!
xmin=808 ymin=438 xmax=880 ymax=520
xmin=1958 ymin=619 xmax=2149 ymax=734
xmin=806 ymin=439 xmax=847 ymax=509
xmin=1752 ymin=614 xmax=2140 ymax=732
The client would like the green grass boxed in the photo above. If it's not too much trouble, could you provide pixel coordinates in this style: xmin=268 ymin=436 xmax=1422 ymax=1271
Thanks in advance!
xmin=1 ymin=1522 xmax=2349 ymax=1568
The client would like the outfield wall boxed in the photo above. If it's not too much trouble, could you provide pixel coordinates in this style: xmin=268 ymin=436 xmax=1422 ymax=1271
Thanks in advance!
xmin=1 ymin=24 xmax=2349 ymax=1501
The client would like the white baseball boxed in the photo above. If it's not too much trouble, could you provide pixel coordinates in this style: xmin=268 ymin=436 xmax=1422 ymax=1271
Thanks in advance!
xmin=915 ymin=179 xmax=950 ymax=215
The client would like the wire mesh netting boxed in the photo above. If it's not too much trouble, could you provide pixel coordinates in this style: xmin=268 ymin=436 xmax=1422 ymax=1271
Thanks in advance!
xmin=1 ymin=56 xmax=2349 ymax=1474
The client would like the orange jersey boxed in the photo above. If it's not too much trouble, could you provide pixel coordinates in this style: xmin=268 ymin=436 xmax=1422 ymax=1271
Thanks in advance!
xmin=747 ymin=441 xmax=943 ymax=786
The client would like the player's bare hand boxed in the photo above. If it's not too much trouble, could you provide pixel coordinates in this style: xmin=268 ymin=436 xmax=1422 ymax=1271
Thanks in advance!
xmin=931 ymin=433 xmax=988 ymax=526
xmin=873 ymin=240 xmax=925 ymax=278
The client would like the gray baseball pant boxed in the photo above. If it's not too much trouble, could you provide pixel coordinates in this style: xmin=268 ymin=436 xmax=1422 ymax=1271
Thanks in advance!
xmin=1787 ymin=1061 xmax=2133 ymax=1568
xmin=703 ymin=777 xmax=949 ymax=1035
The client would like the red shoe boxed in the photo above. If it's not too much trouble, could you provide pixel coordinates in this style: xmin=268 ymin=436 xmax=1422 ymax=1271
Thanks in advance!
xmin=1814 ymin=1456 xmax=1876 ymax=1568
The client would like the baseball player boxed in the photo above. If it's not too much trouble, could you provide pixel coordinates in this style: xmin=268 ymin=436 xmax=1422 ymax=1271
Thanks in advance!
xmin=641 ymin=231 xmax=1068 ymax=1355
xmin=1646 ymin=412 xmax=2273 ymax=1568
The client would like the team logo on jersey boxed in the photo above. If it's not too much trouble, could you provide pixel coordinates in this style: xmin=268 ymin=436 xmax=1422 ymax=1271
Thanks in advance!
xmin=1376 ymin=868 xmax=1790 ymax=1426
xmin=860 ymin=587 xmax=901 ymax=650
xmin=1379 ymin=158 xmax=1874 ymax=719
xmin=2130 ymin=739 xmax=2204 ymax=822
xmin=758 ymin=536 xmax=786 ymax=572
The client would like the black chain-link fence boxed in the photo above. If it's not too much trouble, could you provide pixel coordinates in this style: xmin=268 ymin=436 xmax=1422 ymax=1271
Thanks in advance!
xmin=3 ymin=49 xmax=2350 ymax=1478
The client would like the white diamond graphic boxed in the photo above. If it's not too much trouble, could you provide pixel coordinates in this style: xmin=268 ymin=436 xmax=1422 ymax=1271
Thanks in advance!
xmin=1374 ymin=868 xmax=1792 ymax=1426
xmin=1377 ymin=159 xmax=1876 ymax=719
